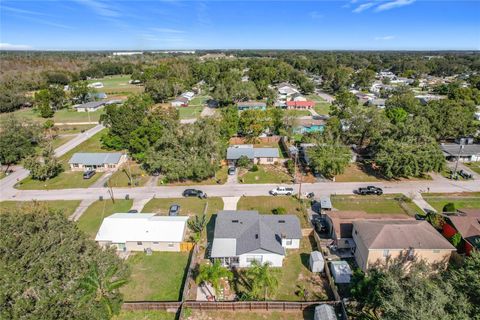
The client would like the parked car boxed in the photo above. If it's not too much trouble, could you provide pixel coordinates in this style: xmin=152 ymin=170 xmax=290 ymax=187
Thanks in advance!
xmin=415 ymin=213 xmax=427 ymax=220
xmin=169 ymin=204 xmax=180 ymax=216
xmin=357 ymin=186 xmax=383 ymax=195
xmin=182 ymin=189 xmax=207 ymax=198
xmin=82 ymin=170 xmax=96 ymax=179
xmin=228 ymin=167 xmax=236 ymax=175
xmin=127 ymin=209 xmax=138 ymax=214
xmin=269 ymin=186 xmax=294 ymax=196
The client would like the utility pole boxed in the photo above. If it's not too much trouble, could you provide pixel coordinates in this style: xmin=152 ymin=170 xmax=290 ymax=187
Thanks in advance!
xmin=452 ymin=144 xmax=464 ymax=180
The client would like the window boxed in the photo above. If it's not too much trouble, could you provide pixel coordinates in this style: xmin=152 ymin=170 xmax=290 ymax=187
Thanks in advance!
xmin=72 ymin=163 xmax=79 ymax=168
xmin=383 ymin=250 xmax=389 ymax=257
xmin=285 ymin=239 xmax=293 ymax=246
xmin=246 ymin=255 xmax=263 ymax=263
xmin=137 ymin=241 xmax=143 ymax=245
xmin=168 ymin=243 xmax=174 ymax=247
xmin=267 ymin=157 xmax=273 ymax=162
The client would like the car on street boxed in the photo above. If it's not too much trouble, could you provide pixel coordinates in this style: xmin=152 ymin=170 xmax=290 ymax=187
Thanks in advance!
xmin=127 ymin=209 xmax=138 ymax=213
xmin=269 ymin=186 xmax=294 ymax=196
xmin=169 ymin=204 xmax=180 ymax=216
xmin=357 ymin=186 xmax=383 ymax=195
xmin=182 ymin=189 xmax=207 ymax=198
xmin=228 ymin=167 xmax=236 ymax=175
xmin=82 ymin=170 xmax=96 ymax=179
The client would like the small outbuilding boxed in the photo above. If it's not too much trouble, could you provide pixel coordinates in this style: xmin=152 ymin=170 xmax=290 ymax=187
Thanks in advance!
xmin=309 ymin=251 xmax=325 ymax=272
xmin=320 ymin=197 xmax=332 ymax=211
xmin=314 ymin=304 xmax=337 ymax=320
xmin=330 ymin=261 xmax=353 ymax=284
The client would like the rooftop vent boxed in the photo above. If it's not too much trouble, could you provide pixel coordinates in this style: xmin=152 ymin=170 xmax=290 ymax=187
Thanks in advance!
xmin=278 ymin=220 xmax=286 ymax=223
xmin=255 ymin=234 xmax=259 ymax=239
xmin=232 ymin=220 xmax=239 ymax=223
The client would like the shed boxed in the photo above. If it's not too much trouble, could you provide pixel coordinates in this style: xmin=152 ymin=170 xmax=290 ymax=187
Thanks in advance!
xmin=314 ymin=304 xmax=337 ymax=320
xmin=320 ymin=197 xmax=332 ymax=210
xmin=330 ymin=261 xmax=352 ymax=284
xmin=309 ymin=251 xmax=325 ymax=272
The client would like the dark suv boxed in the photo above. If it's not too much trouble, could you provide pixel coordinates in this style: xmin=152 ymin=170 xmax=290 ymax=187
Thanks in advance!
xmin=83 ymin=170 xmax=96 ymax=179
xmin=182 ymin=189 xmax=207 ymax=199
xmin=357 ymin=186 xmax=383 ymax=195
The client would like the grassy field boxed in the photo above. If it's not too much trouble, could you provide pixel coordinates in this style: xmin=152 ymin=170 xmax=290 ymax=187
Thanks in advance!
xmin=237 ymin=196 xmax=309 ymax=227
xmin=306 ymin=94 xmax=331 ymax=115
xmin=142 ymin=197 xmax=224 ymax=216
xmin=187 ymin=310 xmax=314 ymax=320
xmin=56 ymin=124 xmax=96 ymax=134
xmin=189 ymin=95 xmax=210 ymax=106
xmin=178 ymin=106 xmax=203 ymax=119
xmin=108 ymin=162 xmax=150 ymax=187
xmin=88 ymin=75 xmax=143 ymax=95
xmin=239 ymin=165 xmax=292 ymax=184
xmin=0 ymin=200 xmax=80 ymax=216
xmin=77 ymin=199 xmax=133 ymax=238
xmin=58 ymin=129 xmax=109 ymax=164
xmin=0 ymin=108 xmax=103 ymax=124
xmin=122 ymin=252 xmax=190 ymax=301
xmin=160 ymin=167 xmax=228 ymax=186
xmin=114 ymin=311 xmax=176 ymax=320
xmin=285 ymin=109 xmax=311 ymax=117
xmin=334 ymin=163 xmax=384 ymax=182
xmin=422 ymin=192 xmax=480 ymax=212
xmin=465 ymin=162 xmax=480 ymax=175
xmin=331 ymin=194 xmax=412 ymax=215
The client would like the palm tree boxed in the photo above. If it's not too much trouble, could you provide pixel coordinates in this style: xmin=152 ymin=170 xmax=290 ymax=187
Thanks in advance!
xmin=79 ymin=263 xmax=128 ymax=318
xmin=245 ymin=261 xmax=278 ymax=300
xmin=196 ymin=260 xmax=233 ymax=299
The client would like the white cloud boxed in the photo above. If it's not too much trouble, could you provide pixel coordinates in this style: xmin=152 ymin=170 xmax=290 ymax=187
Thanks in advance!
xmin=0 ymin=43 xmax=32 ymax=50
xmin=1 ymin=5 xmax=45 ymax=16
xmin=353 ymin=2 xmax=375 ymax=13
xmin=375 ymin=0 xmax=415 ymax=12
xmin=151 ymin=28 xmax=184 ymax=34
xmin=374 ymin=35 xmax=395 ymax=41
xmin=74 ymin=0 xmax=120 ymax=17
xmin=309 ymin=11 xmax=324 ymax=19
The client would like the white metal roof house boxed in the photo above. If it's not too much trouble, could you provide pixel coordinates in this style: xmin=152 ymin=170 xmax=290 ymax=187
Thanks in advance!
xmin=210 ymin=210 xmax=302 ymax=268
xmin=95 ymin=213 xmax=189 ymax=252
xmin=73 ymin=101 xmax=106 ymax=112
xmin=226 ymin=144 xmax=280 ymax=165
xmin=181 ymin=91 xmax=195 ymax=101
xmin=68 ymin=152 xmax=127 ymax=171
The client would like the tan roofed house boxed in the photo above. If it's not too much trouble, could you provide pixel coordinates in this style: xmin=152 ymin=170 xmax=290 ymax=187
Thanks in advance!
xmin=352 ymin=220 xmax=456 ymax=272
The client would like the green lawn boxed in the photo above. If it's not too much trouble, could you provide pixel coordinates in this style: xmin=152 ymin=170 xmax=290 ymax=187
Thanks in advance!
xmin=238 ymin=165 xmax=292 ymax=184
xmin=306 ymin=94 xmax=332 ymax=115
xmin=88 ymin=75 xmax=143 ymax=95
xmin=142 ymin=197 xmax=224 ymax=216
xmin=159 ymin=166 xmax=228 ymax=186
xmin=422 ymin=192 xmax=480 ymax=212
xmin=50 ymin=135 xmax=75 ymax=149
xmin=0 ymin=108 xmax=103 ymax=124
xmin=122 ymin=252 xmax=190 ymax=301
xmin=331 ymin=194 xmax=412 ymax=215
xmin=58 ymin=129 xmax=109 ymax=165
xmin=334 ymin=163 xmax=384 ymax=182
xmin=465 ymin=162 xmax=480 ymax=175
xmin=0 ymin=200 xmax=80 ymax=216
xmin=189 ymin=95 xmax=210 ymax=106
xmin=237 ymin=196 xmax=309 ymax=227
xmin=77 ymin=199 xmax=133 ymax=238
xmin=178 ymin=106 xmax=203 ymax=119
xmin=285 ymin=109 xmax=311 ymax=117
xmin=108 ymin=162 xmax=150 ymax=187
xmin=56 ymin=124 xmax=96 ymax=134
xmin=114 ymin=310 xmax=176 ymax=320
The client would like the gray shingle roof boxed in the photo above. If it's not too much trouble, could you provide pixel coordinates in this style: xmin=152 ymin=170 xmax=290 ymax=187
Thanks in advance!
xmin=213 ymin=210 xmax=301 ymax=256
xmin=226 ymin=145 xmax=279 ymax=160
xmin=68 ymin=152 xmax=123 ymax=166
xmin=73 ymin=101 xmax=105 ymax=109
xmin=440 ymin=144 xmax=480 ymax=157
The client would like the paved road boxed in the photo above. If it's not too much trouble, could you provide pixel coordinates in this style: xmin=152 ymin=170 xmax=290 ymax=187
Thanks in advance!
xmin=54 ymin=121 xmax=99 ymax=125
xmin=315 ymin=89 xmax=335 ymax=103
xmin=54 ymin=124 xmax=105 ymax=157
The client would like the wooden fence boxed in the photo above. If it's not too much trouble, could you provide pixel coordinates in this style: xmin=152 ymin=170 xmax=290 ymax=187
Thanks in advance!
xmin=229 ymin=135 xmax=281 ymax=145
xmin=183 ymin=300 xmax=337 ymax=311
xmin=122 ymin=301 xmax=181 ymax=311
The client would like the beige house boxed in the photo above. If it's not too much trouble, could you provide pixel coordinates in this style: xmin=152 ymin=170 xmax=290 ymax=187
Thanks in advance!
xmin=95 ymin=213 xmax=189 ymax=252
xmin=352 ymin=220 xmax=456 ymax=272
xmin=68 ymin=152 xmax=127 ymax=172
xmin=226 ymin=145 xmax=280 ymax=166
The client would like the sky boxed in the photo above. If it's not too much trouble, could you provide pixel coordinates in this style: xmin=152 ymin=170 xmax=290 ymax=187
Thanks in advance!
xmin=0 ymin=0 xmax=479 ymax=51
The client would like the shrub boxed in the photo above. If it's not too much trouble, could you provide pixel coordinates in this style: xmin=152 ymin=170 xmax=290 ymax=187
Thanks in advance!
xmin=237 ymin=155 xmax=251 ymax=168
xmin=286 ymin=159 xmax=295 ymax=175
xmin=272 ymin=207 xmax=286 ymax=215
xmin=251 ymin=164 xmax=259 ymax=172
xmin=443 ymin=202 xmax=456 ymax=213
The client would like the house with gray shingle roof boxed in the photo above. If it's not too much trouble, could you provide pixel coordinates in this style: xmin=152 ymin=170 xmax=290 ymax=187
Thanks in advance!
xmin=210 ymin=210 xmax=302 ymax=268
xmin=68 ymin=152 xmax=127 ymax=172
xmin=226 ymin=144 xmax=280 ymax=166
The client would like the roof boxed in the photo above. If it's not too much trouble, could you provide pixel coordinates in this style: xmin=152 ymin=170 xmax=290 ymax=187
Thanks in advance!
xmin=68 ymin=152 xmax=123 ymax=166
xmin=211 ymin=210 xmax=301 ymax=257
xmin=326 ymin=211 xmax=410 ymax=239
xmin=95 ymin=213 xmax=189 ymax=243
xmin=173 ymin=96 xmax=189 ymax=103
xmin=296 ymin=118 xmax=326 ymax=127
xmin=440 ymin=143 xmax=480 ymax=157
xmin=226 ymin=145 xmax=279 ymax=160
xmin=286 ymin=101 xmax=315 ymax=107
xmin=353 ymin=220 xmax=456 ymax=250
xmin=73 ymin=101 xmax=105 ymax=109
xmin=448 ymin=213 xmax=480 ymax=249
xmin=236 ymin=101 xmax=266 ymax=107
xmin=320 ymin=197 xmax=332 ymax=209
xmin=310 ymin=251 xmax=324 ymax=262
xmin=314 ymin=304 xmax=337 ymax=320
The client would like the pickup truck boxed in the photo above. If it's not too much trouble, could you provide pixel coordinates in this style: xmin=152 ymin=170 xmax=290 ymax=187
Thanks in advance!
xmin=357 ymin=186 xmax=383 ymax=195
xmin=269 ymin=186 xmax=294 ymax=196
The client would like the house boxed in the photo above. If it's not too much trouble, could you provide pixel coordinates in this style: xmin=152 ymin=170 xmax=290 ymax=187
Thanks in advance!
xmin=324 ymin=211 xmax=410 ymax=250
xmin=293 ymin=118 xmax=325 ymax=134
xmin=352 ymin=220 xmax=456 ymax=272
xmin=171 ymin=96 xmax=189 ymax=107
xmin=68 ymin=152 xmax=127 ymax=172
xmin=226 ymin=144 xmax=280 ymax=165
xmin=73 ymin=101 xmax=106 ymax=112
xmin=286 ymin=100 xmax=315 ymax=110
xmin=87 ymin=82 xmax=104 ymax=89
xmin=181 ymin=91 xmax=195 ymax=101
xmin=368 ymin=99 xmax=386 ymax=109
xmin=277 ymin=83 xmax=299 ymax=99
xmin=415 ymin=94 xmax=445 ymax=105
xmin=440 ymin=143 xmax=480 ymax=162
xmin=236 ymin=101 xmax=267 ymax=111
xmin=291 ymin=92 xmax=307 ymax=102
xmin=95 ymin=213 xmax=189 ymax=252
xmin=442 ymin=209 xmax=480 ymax=256
xmin=210 ymin=210 xmax=302 ymax=267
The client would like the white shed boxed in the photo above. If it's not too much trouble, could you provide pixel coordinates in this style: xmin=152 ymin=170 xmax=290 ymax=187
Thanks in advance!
xmin=314 ymin=304 xmax=337 ymax=320
xmin=330 ymin=261 xmax=353 ymax=284
xmin=309 ymin=251 xmax=325 ymax=272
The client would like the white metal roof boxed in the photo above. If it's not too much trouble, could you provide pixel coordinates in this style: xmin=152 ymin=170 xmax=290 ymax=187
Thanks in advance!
xmin=210 ymin=238 xmax=237 ymax=257
xmin=95 ymin=213 xmax=189 ymax=243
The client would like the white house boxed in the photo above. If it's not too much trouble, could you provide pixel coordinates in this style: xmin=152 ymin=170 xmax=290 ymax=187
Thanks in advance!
xmin=68 ymin=152 xmax=127 ymax=171
xmin=181 ymin=91 xmax=195 ymax=101
xmin=210 ymin=210 xmax=302 ymax=268
xmin=73 ymin=101 xmax=106 ymax=112
xmin=277 ymin=82 xmax=299 ymax=100
xmin=87 ymin=82 xmax=104 ymax=89
xmin=95 ymin=213 xmax=189 ymax=252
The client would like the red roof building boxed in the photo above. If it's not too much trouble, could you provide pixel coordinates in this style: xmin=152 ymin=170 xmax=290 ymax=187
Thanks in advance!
xmin=286 ymin=100 xmax=315 ymax=109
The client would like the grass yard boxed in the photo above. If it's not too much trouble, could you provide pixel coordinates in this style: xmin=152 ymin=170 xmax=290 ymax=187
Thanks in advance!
xmin=178 ymin=106 xmax=203 ymax=119
xmin=334 ymin=163 xmax=384 ymax=182
xmin=142 ymin=197 xmax=224 ymax=217
xmin=0 ymin=200 xmax=80 ymax=216
xmin=0 ymin=108 xmax=42 ymax=123
xmin=160 ymin=166 xmax=228 ymax=186
xmin=187 ymin=310 xmax=314 ymax=320
xmin=114 ymin=310 xmax=176 ymax=320
xmin=16 ymin=170 xmax=105 ymax=190
xmin=238 ymin=165 xmax=292 ymax=184
xmin=0 ymin=108 xmax=103 ymax=124
xmin=422 ymin=192 xmax=480 ymax=212
xmin=56 ymin=124 xmax=96 ymax=134
xmin=237 ymin=196 xmax=309 ymax=227
xmin=50 ymin=135 xmax=75 ymax=149
xmin=108 ymin=162 xmax=150 ymax=187
xmin=189 ymin=95 xmax=210 ymax=106
xmin=465 ymin=162 xmax=480 ymax=175
xmin=122 ymin=252 xmax=190 ymax=301
xmin=57 ymin=128 xmax=109 ymax=165
xmin=77 ymin=199 xmax=133 ymax=238
xmin=285 ymin=109 xmax=311 ymax=117
xmin=306 ymin=94 xmax=332 ymax=115
xmin=331 ymin=194 xmax=412 ymax=215
xmin=88 ymin=75 xmax=144 ymax=95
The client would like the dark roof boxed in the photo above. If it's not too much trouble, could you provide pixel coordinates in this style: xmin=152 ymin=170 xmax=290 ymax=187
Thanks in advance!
xmin=440 ymin=143 xmax=480 ymax=157
xmin=73 ymin=101 xmax=106 ymax=109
